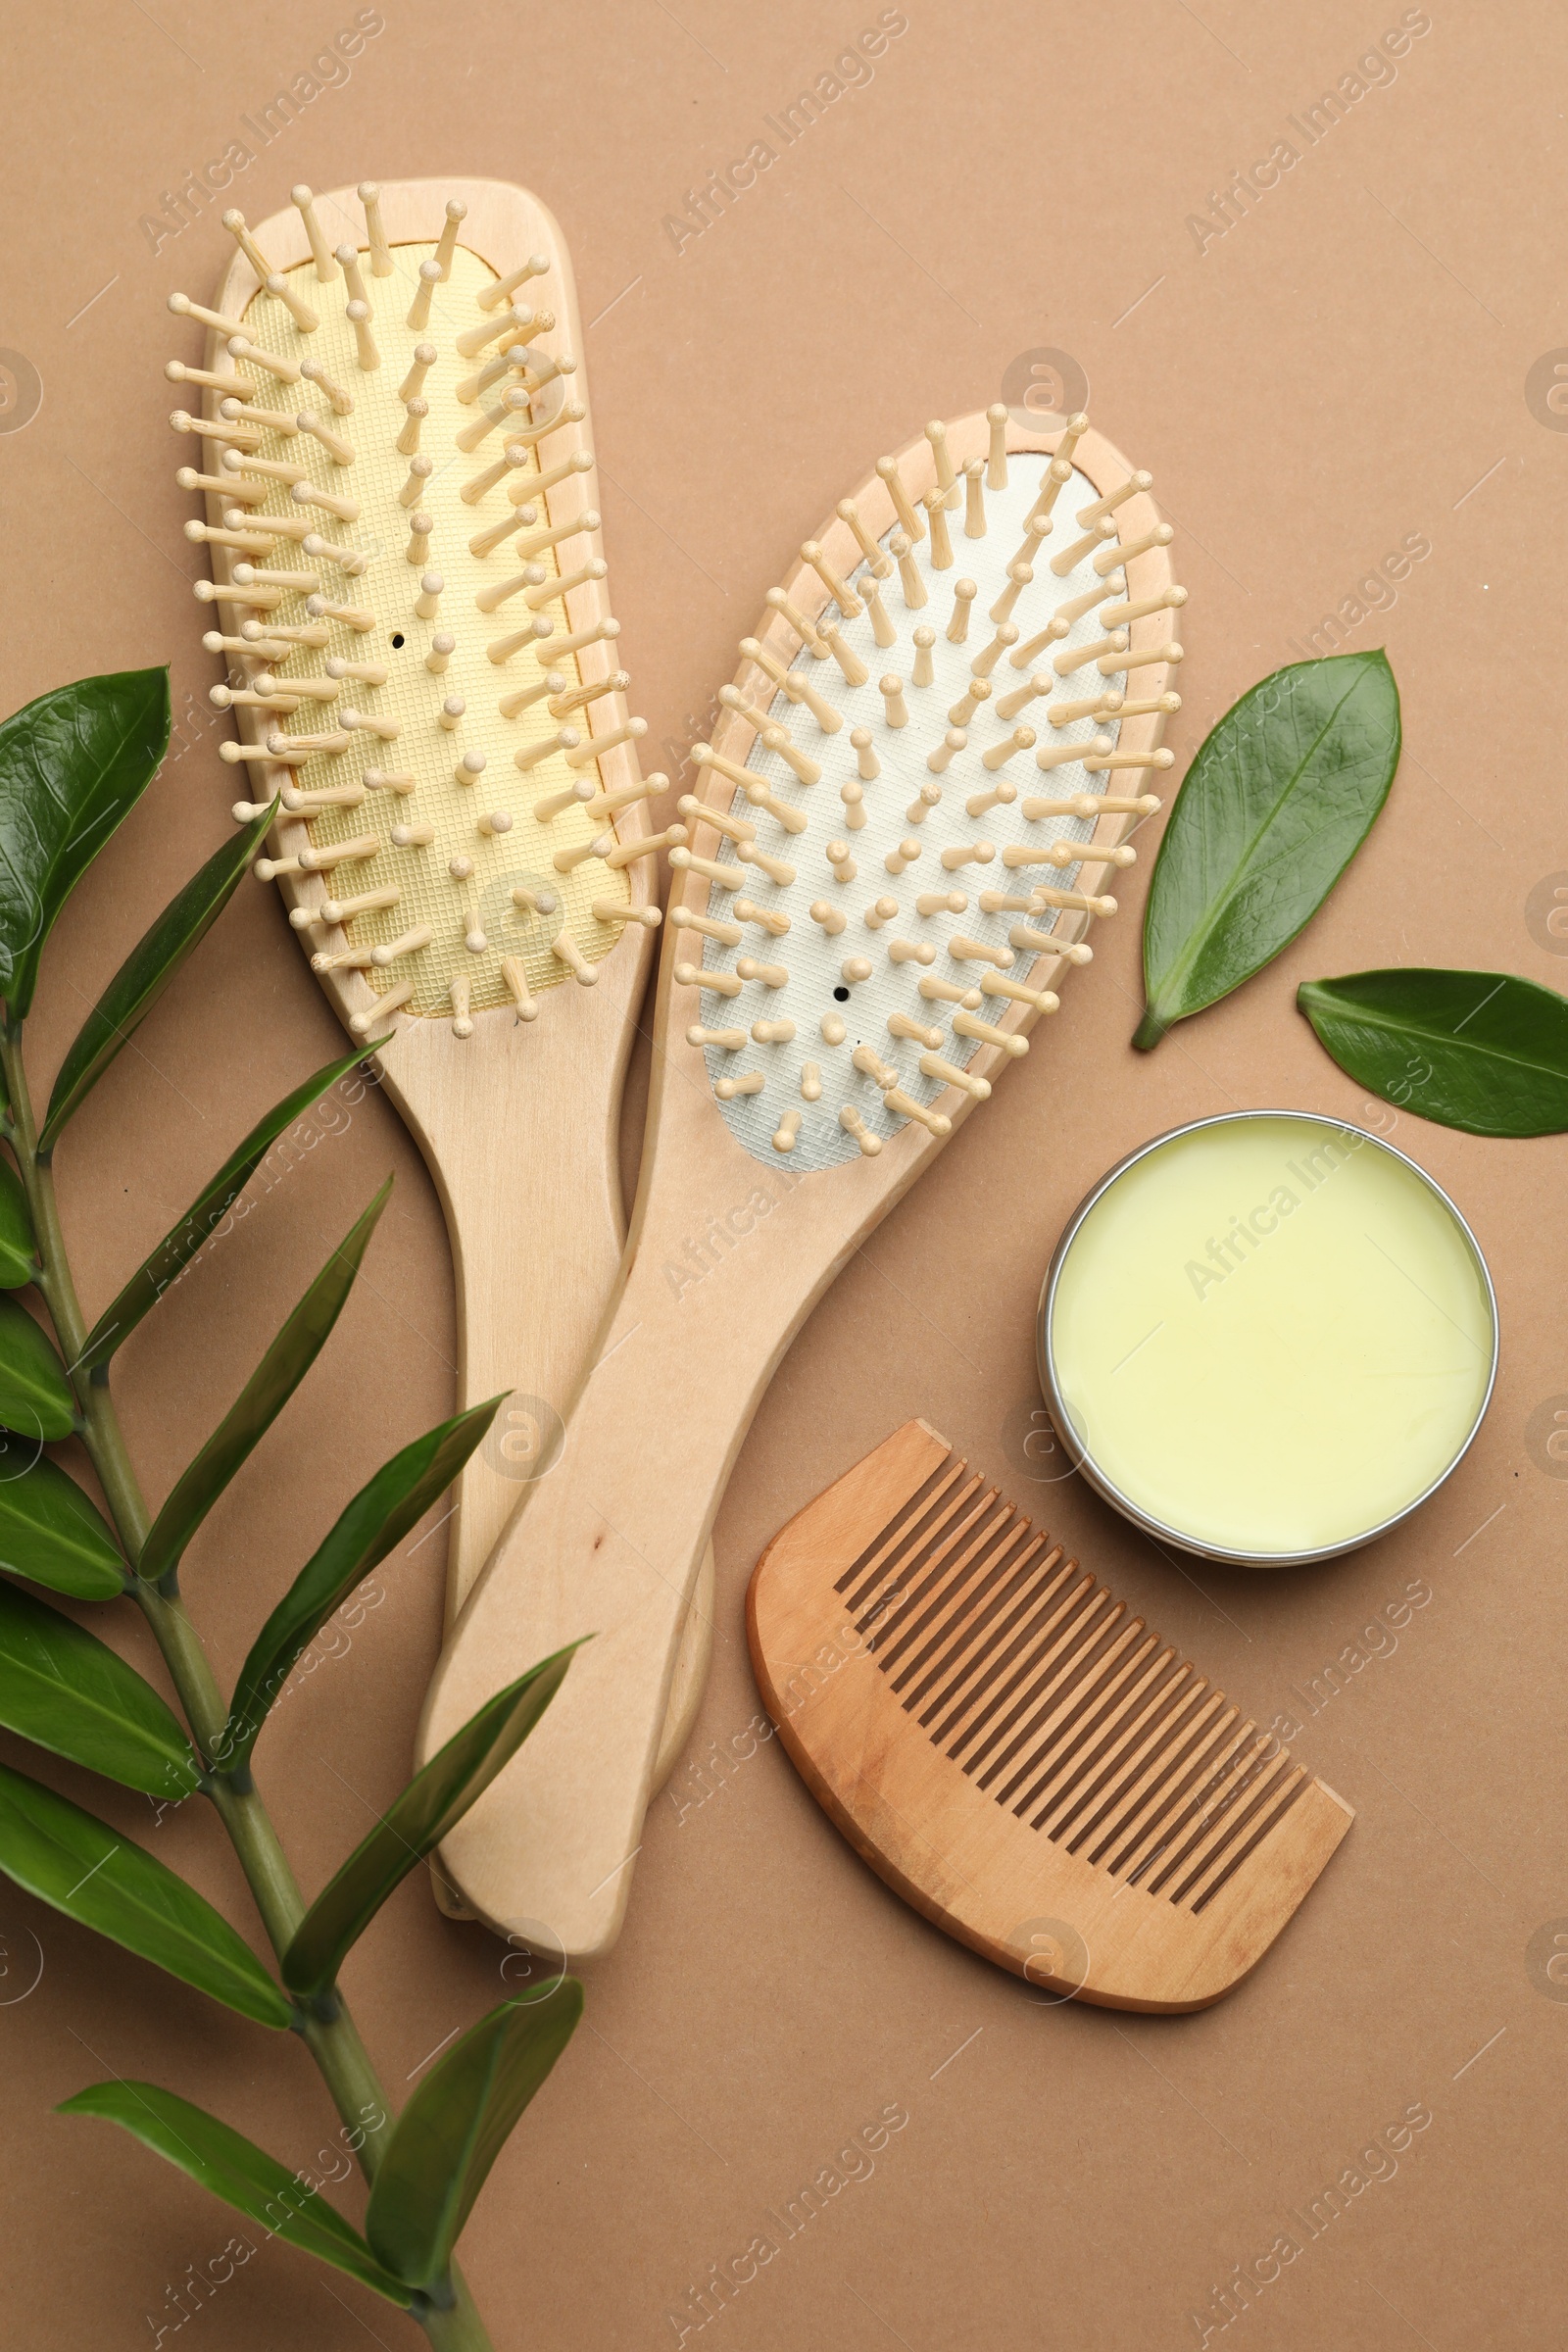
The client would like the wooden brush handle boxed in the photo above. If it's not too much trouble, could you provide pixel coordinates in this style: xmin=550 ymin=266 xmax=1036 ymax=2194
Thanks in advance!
xmin=417 ymin=1140 xmax=870 ymax=1957
xmin=383 ymin=978 xmax=714 ymax=1924
xmin=380 ymin=988 xmax=641 ymax=1626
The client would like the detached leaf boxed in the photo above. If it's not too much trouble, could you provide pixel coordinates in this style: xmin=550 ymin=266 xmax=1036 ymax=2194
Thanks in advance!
xmin=367 ymin=1983 xmax=583 ymax=2291
xmin=0 ymin=1453 xmax=125 ymax=1597
xmin=1136 ymin=651 xmax=1401 ymax=1049
xmin=0 ymin=1297 xmax=76 ymax=1440
xmin=78 ymin=1043 xmax=381 ymax=1375
xmin=220 ymin=1397 xmax=504 ymax=1774
xmin=0 ymin=1761 xmax=290 ymax=2026
xmin=0 ymin=1160 xmax=36 ymax=1287
xmin=283 ymin=1645 xmax=579 ymax=1999
xmin=0 ymin=1580 xmax=198 ymax=1795
xmin=40 ymin=805 xmax=275 ymax=1149
xmin=58 ymin=2081 xmax=413 ymax=2305
xmin=0 ymin=668 xmax=171 ymax=1018
xmin=138 ymin=1181 xmax=391 ymax=1588
xmin=1298 ymin=967 xmax=1568 ymax=1137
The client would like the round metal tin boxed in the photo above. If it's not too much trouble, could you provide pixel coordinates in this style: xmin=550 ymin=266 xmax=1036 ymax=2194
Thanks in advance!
xmin=1036 ymin=1109 xmax=1499 ymax=1567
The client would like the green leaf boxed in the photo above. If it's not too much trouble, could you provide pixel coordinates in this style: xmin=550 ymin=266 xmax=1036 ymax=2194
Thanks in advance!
xmin=77 ymin=1043 xmax=383 ymax=1376
xmin=1136 ymin=651 xmax=1401 ymax=1049
xmin=220 ymin=1397 xmax=503 ymax=1774
xmin=0 ymin=1159 xmax=36 ymax=1287
xmin=138 ymin=1181 xmax=391 ymax=1588
xmin=0 ymin=1453 xmax=125 ymax=1597
xmin=0 ymin=1297 xmax=76 ymax=1440
xmin=1298 ymin=967 xmax=1568 ymax=1138
xmin=39 ymin=805 xmax=275 ymax=1150
xmin=282 ymin=1645 xmax=580 ymax=1999
xmin=58 ymin=2082 xmax=413 ymax=2305
xmin=0 ymin=1760 xmax=289 ymax=2026
xmin=367 ymin=1982 xmax=583 ymax=2291
xmin=0 ymin=669 xmax=171 ymax=1019
xmin=0 ymin=1579 xmax=198 ymax=1795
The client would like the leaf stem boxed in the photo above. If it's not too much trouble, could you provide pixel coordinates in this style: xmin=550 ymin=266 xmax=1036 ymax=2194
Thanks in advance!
xmin=0 ymin=1022 xmax=492 ymax=2352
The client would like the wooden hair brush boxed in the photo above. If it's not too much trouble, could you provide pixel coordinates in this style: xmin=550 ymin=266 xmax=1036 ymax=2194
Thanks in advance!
xmin=166 ymin=177 xmax=712 ymax=1816
xmin=748 ymin=1420 xmax=1352 ymax=2012
xmin=420 ymin=404 xmax=1185 ymax=1958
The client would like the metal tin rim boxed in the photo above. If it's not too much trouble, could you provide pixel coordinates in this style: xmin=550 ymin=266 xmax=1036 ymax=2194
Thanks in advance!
xmin=1035 ymin=1109 xmax=1500 ymax=1568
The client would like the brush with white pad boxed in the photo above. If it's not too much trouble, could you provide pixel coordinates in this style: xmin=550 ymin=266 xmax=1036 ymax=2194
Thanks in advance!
xmin=419 ymin=406 xmax=1185 ymax=1960
xmin=165 ymin=179 xmax=713 ymax=1848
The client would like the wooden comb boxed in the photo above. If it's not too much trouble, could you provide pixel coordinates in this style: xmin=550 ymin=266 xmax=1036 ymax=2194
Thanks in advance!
xmin=420 ymin=409 xmax=1187 ymax=1958
xmin=748 ymin=1421 xmax=1353 ymax=2011
xmin=168 ymin=177 xmax=710 ymax=1825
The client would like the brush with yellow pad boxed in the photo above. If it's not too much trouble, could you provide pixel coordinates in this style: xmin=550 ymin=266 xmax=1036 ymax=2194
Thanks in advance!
xmin=166 ymin=179 xmax=712 ymax=1850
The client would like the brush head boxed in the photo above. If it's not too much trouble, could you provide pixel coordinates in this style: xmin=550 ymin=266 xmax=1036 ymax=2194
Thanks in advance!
xmin=678 ymin=414 xmax=1182 ymax=1171
xmin=171 ymin=188 xmax=655 ymax=1038
xmin=748 ymin=1420 xmax=1354 ymax=2010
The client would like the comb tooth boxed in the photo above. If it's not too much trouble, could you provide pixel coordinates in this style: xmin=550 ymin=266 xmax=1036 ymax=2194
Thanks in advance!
xmin=398 ymin=402 xmax=429 ymax=460
xmin=1083 ymin=1690 xmax=1228 ymax=1863
xmin=982 ymin=1593 xmax=1138 ymax=1795
xmin=967 ymin=1587 xmax=1123 ymax=1785
xmin=1118 ymin=1715 xmax=1256 ymax=1886
xmin=299 ymin=358 xmax=353 ymax=416
xmin=943 ymin=1570 xmax=1099 ymax=1760
xmin=1147 ymin=1738 xmax=1287 ymax=1899
xmin=906 ymin=1529 xmax=1057 ymax=1717
xmin=1004 ymin=1624 xmax=1159 ymax=1818
xmin=952 ymin=1570 xmax=1147 ymax=1772
xmin=1181 ymin=1766 xmax=1306 ymax=1912
xmin=834 ymin=1452 xmax=969 ymax=1608
xmin=1034 ymin=1650 xmax=1186 ymax=1836
xmin=884 ymin=1503 xmax=1030 ymax=1688
xmin=864 ymin=1473 xmax=990 ymax=1648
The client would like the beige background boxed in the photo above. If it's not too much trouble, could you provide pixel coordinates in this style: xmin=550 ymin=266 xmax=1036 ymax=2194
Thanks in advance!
xmin=3 ymin=3 xmax=1566 ymax=2345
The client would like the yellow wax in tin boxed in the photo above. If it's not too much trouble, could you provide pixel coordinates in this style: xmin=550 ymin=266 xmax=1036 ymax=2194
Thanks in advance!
xmin=1048 ymin=1117 xmax=1494 ymax=1558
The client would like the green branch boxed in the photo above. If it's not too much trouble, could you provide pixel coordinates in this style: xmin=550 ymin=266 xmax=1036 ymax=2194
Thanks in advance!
xmin=0 ymin=1021 xmax=493 ymax=2352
